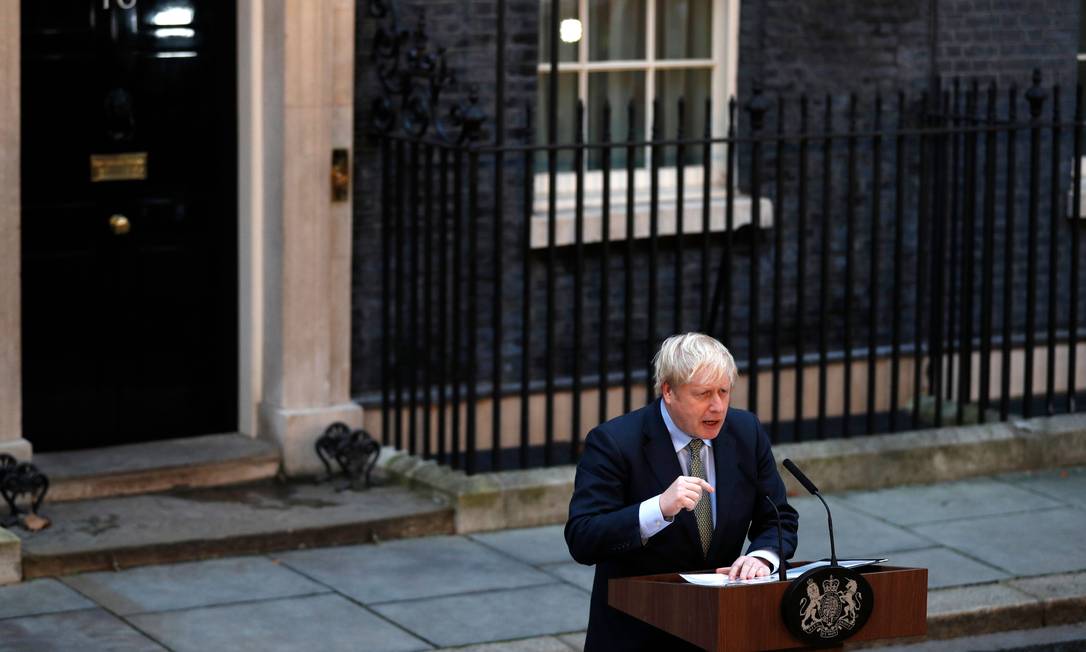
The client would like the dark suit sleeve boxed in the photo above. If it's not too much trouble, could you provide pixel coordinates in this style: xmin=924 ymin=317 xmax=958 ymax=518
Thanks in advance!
xmin=745 ymin=417 xmax=799 ymax=559
xmin=565 ymin=426 xmax=644 ymax=566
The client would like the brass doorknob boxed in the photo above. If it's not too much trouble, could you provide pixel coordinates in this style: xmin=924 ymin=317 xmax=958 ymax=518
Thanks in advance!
xmin=109 ymin=214 xmax=130 ymax=235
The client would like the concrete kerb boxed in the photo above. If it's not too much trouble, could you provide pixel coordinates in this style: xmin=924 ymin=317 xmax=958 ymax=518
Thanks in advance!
xmin=922 ymin=571 xmax=1086 ymax=641
xmin=773 ymin=412 xmax=1086 ymax=495
xmin=377 ymin=448 xmax=575 ymax=534
xmin=1009 ymin=571 xmax=1086 ymax=627
xmin=377 ymin=413 xmax=1086 ymax=534
xmin=0 ymin=526 xmax=20 ymax=585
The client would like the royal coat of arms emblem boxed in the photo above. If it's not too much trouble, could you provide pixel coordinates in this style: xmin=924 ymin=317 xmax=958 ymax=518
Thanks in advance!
xmin=800 ymin=575 xmax=861 ymax=637
xmin=781 ymin=566 xmax=874 ymax=647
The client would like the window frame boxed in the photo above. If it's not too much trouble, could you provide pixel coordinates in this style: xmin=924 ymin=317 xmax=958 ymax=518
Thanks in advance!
xmin=537 ymin=0 xmax=736 ymax=150
xmin=531 ymin=0 xmax=767 ymax=248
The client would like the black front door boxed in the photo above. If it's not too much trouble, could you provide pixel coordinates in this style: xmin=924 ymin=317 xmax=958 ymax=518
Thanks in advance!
xmin=21 ymin=0 xmax=237 ymax=451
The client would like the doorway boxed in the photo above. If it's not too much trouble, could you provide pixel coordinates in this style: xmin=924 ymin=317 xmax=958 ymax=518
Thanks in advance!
xmin=20 ymin=0 xmax=238 ymax=451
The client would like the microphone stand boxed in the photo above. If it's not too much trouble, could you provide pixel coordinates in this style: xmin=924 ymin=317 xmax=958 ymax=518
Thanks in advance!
xmin=811 ymin=492 xmax=838 ymax=568
xmin=762 ymin=495 xmax=788 ymax=583
xmin=734 ymin=462 xmax=790 ymax=582
xmin=783 ymin=458 xmax=839 ymax=567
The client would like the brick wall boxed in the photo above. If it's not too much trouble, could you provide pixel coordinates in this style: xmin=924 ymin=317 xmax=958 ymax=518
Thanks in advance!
xmin=351 ymin=0 xmax=1086 ymax=430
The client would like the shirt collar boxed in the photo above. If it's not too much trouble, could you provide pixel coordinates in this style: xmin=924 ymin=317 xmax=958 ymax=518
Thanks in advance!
xmin=660 ymin=400 xmax=713 ymax=454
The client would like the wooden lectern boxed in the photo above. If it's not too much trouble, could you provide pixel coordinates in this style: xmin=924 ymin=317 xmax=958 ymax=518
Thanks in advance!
xmin=609 ymin=565 xmax=927 ymax=651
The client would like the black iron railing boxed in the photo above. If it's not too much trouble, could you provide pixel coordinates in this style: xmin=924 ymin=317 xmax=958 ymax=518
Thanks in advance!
xmin=364 ymin=70 xmax=1086 ymax=474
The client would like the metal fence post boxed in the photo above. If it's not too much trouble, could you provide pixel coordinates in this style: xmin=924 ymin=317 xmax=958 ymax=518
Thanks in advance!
xmin=1024 ymin=70 xmax=1047 ymax=418
xmin=747 ymin=85 xmax=769 ymax=416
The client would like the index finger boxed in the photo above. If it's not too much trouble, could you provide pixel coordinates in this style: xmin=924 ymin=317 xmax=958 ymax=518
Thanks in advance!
xmin=690 ymin=477 xmax=714 ymax=493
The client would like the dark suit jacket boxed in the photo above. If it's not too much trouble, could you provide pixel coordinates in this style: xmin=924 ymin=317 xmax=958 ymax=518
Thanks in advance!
xmin=565 ymin=399 xmax=799 ymax=651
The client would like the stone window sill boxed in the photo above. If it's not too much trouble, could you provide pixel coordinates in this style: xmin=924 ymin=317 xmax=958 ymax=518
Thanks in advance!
xmin=530 ymin=166 xmax=774 ymax=249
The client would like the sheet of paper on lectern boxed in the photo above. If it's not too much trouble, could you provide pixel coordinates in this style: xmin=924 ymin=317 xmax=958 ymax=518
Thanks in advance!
xmin=679 ymin=559 xmax=887 ymax=587
xmin=784 ymin=558 xmax=887 ymax=580
xmin=678 ymin=573 xmax=777 ymax=587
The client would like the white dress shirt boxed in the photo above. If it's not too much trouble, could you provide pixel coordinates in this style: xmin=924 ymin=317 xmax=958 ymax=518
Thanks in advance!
xmin=637 ymin=401 xmax=780 ymax=572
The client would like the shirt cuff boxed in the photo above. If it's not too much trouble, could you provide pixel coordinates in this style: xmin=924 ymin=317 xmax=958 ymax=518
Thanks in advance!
xmin=639 ymin=495 xmax=672 ymax=544
xmin=749 ymin=549 xmax=780 ymax=573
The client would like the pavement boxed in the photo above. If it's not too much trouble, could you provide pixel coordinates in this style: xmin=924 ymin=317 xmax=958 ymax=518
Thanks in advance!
xmin=14 ymin=483 xmax=455 ymax=579
xmin=0 ymin=466 xmax=1084 ymax=651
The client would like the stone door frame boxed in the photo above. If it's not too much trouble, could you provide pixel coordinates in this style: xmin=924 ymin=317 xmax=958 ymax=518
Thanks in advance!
xmin=0 ymin=0 xmax=361 ymax=474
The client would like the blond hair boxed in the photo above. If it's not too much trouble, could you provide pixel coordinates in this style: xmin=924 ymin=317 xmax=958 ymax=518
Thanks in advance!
xmin=652 ymin=332 xmax=738 ymax=395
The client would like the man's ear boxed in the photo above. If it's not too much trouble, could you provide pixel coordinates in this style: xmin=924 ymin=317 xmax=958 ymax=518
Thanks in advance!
xmin=661 ymin=382 xmax=673 ymax=404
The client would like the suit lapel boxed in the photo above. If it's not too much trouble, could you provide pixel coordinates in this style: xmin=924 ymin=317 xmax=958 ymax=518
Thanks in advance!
xmin=707 ymin=414 xmax=738 ymax=561
xmin=642 ymin=400 xmax=701 ymax=554
xmin=642 ymin=399 xmax=683 ymax=490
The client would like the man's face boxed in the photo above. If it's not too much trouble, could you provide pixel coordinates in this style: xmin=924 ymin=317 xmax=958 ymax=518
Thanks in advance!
xmin=661 ymin=367 xmax=731 ymax=440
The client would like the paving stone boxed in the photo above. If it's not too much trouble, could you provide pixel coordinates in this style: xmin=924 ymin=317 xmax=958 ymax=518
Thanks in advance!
xmin=470 ymin=525 xmax=572 ymax=565
xmin=997 ymin=467 xmax=1086 ymax=509
xmin=128 ymin=593 xmax=429 ymax=652
xmin=539 ymin=561 xmax=594 ymax=593
xmin=0 ymin=608 xmax=165 ymax=651
xmin=912 ymin=508 xmax=1086 ymax=576
xmin=871 ymin=622 xmax=1086 ymax=651
xmin=436 ymin=635 xmax=576 ymax=651
xmin=839 ymin=479 xmax=1063 ymax=526
xmin=372 ymin=583 xmax=589 ymax=648
xmin=1010 ymin=571 xmax=1086 ymax=602
xmin=928 ymin=583 xmax=1038 ymax=617
xmin=278 ymin=535 xmax=555 ymax=603
xmin=883 ymin=547 xmax=1010 ymax=589
xmin=0 ymin=578 xmax=96 ymax=620
xmin=789 ymin=496 xmax=932 ymax=562
xmin=60 ymin=556 xmax=327 ymax=615
xmin=926 ymin=583 xmax=1044 ymax=639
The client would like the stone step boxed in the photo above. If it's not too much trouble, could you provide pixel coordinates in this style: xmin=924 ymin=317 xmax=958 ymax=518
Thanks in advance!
xmin=33 ymin=433 xmax=282 ymax=503
xmin=16 ymin=480 xmax=454 ymax=579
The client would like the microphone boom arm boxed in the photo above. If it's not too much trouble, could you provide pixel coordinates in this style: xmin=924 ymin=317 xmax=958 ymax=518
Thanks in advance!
xmin=813 ymin=491 xmax=838 ymax=567
xmin=783 ymin=458 xmax=839 ymax=568
xmin=763 ymin=495 xmax=788 ymax=582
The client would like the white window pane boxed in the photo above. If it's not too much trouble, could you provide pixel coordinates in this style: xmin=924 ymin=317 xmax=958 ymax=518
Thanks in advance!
xmin=656 ymin=0 xmax=711 ymax=60
xmin=588 ymin=71 xmax=646 ymax=170
xmin=539 ymin=0 xmax=579 ymax=63
xmin=537 ymin=72 xmax=579 ymax=172
xmin=655 ymin=69 xmax=710 ymax=166
xmin=589 ymin=0 xmax=646 ymax=61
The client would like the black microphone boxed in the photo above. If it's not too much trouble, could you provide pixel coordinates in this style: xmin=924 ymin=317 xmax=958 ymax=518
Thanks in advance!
xmin=735 ymin=464 xmax=788 ymax=582
xmin=782 ymin=458 xmax=838 ymax=567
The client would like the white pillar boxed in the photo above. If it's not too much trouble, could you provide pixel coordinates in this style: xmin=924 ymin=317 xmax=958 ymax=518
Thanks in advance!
xmin=0 ymin=0 xmax=33 ymax=461
xmin=256 ymin=0 xmax=361 ymax=475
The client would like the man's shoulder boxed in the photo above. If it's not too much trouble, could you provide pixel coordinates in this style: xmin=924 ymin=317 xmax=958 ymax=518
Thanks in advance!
xmin=724 ymin=408 xmax=762 ymax=439
xmin=603 ymin=401 xmax=657 ymax=429
xmin=725 ymin=406 xmax=756 ymax=424
xmin=592 ymin=402 xmax=657 ymax=444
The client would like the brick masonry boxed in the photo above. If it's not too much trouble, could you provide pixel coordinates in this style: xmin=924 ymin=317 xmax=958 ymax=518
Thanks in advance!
xmin=351 ymin=1 xmax=1086 ymax=436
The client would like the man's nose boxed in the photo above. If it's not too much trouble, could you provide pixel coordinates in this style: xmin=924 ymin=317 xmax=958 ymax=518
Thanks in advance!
xmin=709 ymin=393 xmax=724 ymax=412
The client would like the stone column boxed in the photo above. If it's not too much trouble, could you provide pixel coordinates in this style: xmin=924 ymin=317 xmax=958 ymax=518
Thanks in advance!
xmin=0 ymin=0 xmax=33 ymax=461
xmin=258 ymin=0 xmax=361 ymax=475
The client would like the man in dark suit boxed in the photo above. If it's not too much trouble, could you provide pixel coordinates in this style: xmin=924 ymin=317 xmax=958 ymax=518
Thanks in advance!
xmin=566 ymin=332 xmax=799 ymax=651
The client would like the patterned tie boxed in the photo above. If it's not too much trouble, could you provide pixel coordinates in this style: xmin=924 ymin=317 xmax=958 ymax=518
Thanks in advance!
xmin=686 ymin=439 xmax=713 ymax=556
